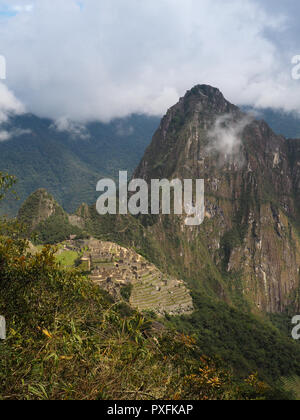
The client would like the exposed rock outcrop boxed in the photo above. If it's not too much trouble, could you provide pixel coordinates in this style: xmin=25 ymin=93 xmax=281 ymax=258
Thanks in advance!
xmin=134 ymin=85 xmax=300 ymax=313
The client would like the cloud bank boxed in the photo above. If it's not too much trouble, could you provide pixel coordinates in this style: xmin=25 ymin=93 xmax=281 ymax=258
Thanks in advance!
xmin=0 ymin=80 xmax=25 ymax=140
xmin=0 ymin=0 xmax=300 ymax=122
xmin=0 ymin=82 xmax=24 ymax=122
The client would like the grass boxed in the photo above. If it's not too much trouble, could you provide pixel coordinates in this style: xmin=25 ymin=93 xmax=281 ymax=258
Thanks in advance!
xmin=56 ymin=250 xmax=79 ymax=268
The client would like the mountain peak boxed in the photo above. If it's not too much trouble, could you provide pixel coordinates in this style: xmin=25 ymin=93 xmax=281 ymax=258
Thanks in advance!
xmin=18 ymin=189 xmax=63 ymax=231
xmin=186 ymin=84 xmax=224 ymax=98
xmin=133 ymin=84 xmax=300 ymax=314
xmin=134 ymin=84 xmax=243 ymax=180
xmin=178 ymin=84 xmax=240 ymax=116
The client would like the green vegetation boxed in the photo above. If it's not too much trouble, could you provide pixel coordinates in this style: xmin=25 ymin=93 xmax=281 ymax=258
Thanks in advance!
xmin=0 ymin=245 xmax=283 ymax=401
xmin=17 ymin=189 xmax=88 ymax=245
xmin=33 ymin=212 xmax=84 ymax=245
xmin=12 ymin=198 xmax=300 ymax=398
xmin=120 ymin=284 xmax=133 ymax=302
xmin=56 ymin=250 xmax=79 ymax=268
xmin=0 ymin=172 xmax=16 ymax=201
xmin=281 ymin=376 xmax=300 ymax=400
xmin=0 ymin=114 xmax=160 ymax=217
xmin=220 ymin=227 xmax=242 ymax=270
xmin=166 ymin=292 xmax=300 ymax=387
xmin=0 ymin=172 xmax=274 ymax=400
xmin=3 ymin=87 xmax=300 ymax=400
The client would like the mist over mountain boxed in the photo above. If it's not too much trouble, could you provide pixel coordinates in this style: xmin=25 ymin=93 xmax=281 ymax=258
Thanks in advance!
xmin=0 ymin=113 xmax=160 ymax=216
xmin=0 ymin=101 xmax=299 ymax=219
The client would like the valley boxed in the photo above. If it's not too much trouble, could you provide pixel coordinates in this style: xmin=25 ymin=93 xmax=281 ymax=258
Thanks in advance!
xmin=0 ymin=114 xmax=160 ymax=217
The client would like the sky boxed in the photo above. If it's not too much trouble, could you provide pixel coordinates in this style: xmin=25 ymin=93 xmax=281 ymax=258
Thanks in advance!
xmin=0 ymin=0 xmax=300 ymax=124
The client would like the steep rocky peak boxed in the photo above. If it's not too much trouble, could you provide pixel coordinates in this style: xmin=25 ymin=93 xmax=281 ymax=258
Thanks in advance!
xmin=133 ymin=84 xmax=300 ymax=314
xmin=183 ymin=84 xmax=239 ymax=113
xmin=18 ymin=189 xmax=63 ymax=231
xmin=76 ymin=203 xmax=90 ymax=219
xmin=135 ymin=84 xmax=291 ymax=181
xmin=165 ymin=84 xmax=240 ymax=124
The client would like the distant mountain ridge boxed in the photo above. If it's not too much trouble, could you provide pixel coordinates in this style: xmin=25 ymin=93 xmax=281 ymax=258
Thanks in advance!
xmin=242 ymin=106 xmax=300 ymax=139
xmin=0 ymin=102 xmax=299 ymax=218
xmin=0 ymin=113 xmax=160 ymax=216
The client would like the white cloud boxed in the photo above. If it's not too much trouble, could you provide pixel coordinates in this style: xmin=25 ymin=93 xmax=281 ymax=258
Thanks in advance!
xmin=51 ymin=117 xmax=90 ymax=139
xmin=207 ymin=114 xmax=252 ymax=158
xmin=0 ymin=81 xmax=24 ymax=123
xmin=115 ymin=122 xmax=134 ymax=137
xmin=0 ymin=81 xmax=25 ymax=141
xmin=0 ymin=130 xmax=10 ymax=141
xmin=0 ymin=0 xmax=299 ymax=122
xmin=0 ymin=128 xmax=31 ymax=142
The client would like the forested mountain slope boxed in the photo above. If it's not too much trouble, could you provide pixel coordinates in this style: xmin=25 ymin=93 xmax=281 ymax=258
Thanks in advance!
xmin=0 ymin=114 xmax=159 ymax=216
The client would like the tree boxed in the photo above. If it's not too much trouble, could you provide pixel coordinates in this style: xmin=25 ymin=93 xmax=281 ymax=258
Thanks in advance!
xmin=0 ymin=172 xmax=16 ymax=201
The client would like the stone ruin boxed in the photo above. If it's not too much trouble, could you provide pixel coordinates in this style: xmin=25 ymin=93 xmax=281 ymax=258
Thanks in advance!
xmin=65 ymin=238 xmax=193 ymax=316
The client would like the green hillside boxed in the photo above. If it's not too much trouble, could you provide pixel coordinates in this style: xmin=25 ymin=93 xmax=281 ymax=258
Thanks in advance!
xmin=0 ymin=114 xmax=159 ymax=216
xmin=15 ymin=190 xmax=300 ymax=391
xmin=1 ymin=107 xmax=299 ymax=218
xmin=1 ymin=172 xmax=279 ymax=400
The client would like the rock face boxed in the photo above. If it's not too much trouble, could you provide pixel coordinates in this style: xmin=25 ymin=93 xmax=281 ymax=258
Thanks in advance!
xmin=68 ymin=204 xmax=90 ymax=229
xmin=18 ymin=85 xmax=300 ymax=314
xmin=134 ymin=85 xmax=300 ymax=313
